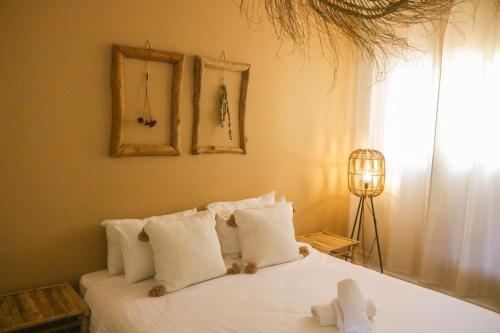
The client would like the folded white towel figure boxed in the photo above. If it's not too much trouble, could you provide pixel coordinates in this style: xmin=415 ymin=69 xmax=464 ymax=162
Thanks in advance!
xmin=311 ymin=299 xmax=377 ymax=326
xmin=332 ymin=298 xmax=344 ymax=331
xmin=366 ymin=300 xmax=376 ymax=319
xmin=311 ymin=303 xmax=337 ymax=326
xmin=337 ymin=279 xmax=372 ymax=333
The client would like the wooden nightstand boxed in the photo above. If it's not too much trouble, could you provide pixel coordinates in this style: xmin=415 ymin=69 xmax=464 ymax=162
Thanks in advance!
xmin=296 ymin=231 xmax=359 ymax=260
xmin=0 ymin=281 xmax=89 ymax=333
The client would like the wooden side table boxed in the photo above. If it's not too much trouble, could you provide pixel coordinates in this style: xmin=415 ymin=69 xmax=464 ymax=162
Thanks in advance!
xmin=296 ymin=231 xmax=359 ymax=260
xmin=0 ymin=281 xmax=89 ymax=333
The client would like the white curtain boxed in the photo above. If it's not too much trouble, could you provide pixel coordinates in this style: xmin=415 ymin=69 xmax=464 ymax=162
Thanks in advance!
xmin=353 ymin=0 xmax=500 ymax=309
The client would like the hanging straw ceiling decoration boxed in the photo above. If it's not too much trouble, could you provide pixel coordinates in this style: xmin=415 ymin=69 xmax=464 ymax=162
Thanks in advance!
xmin=240 ymin=0 xmax=455 ymax=71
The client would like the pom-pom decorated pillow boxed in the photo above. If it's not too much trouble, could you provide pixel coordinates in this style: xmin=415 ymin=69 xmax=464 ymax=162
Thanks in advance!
xmin=234 ymin=202 xmax=301 ymax=268
xmin=145 ymin=210 xmax=227 ymax=292
xmin=207 ymin=192 xmax=275 ymax=259
xmin=101 ymin=208 xmax=196 ymax=278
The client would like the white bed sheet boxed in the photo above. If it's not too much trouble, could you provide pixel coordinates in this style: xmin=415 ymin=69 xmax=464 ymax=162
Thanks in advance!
xmin=83 ymin=246 xmax=500 ymax=333
xmin=80 ymin=269 xmax=109 ymax=297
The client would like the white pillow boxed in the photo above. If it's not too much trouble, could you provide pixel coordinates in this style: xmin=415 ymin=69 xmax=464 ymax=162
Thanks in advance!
xmin=214 ymin=212 xmax=240 ymax=259
xmin=234 ymin=202 xmax=301 ymax=268
xmin=207 ymin=192 xmax=275 ymax=258
xmin=101 ymin=208 xmax=196 ymax=276
xmin=145 ymin=210 xmax=227 ymax=292
xmin=101 ymin=219 xmax=139 ymax=275
xmin=116 ymin=220 xmax=151 ymax=283
xmin=206 ymin=191 xmax=275 ymax=213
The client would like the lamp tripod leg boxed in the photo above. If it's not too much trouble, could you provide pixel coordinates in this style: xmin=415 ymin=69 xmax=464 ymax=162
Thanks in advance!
xmin=347 ymin=197 xmax=363 ymax=262
xmin=350 ymin=197 xmax=363 ymax=239
xmin=370 ymin=197 xmax=383 ymax=274
xmin=356 ymin=196 xmax=364 ymax=242
xmin=356 ymin=197 xmax=365 ymax=265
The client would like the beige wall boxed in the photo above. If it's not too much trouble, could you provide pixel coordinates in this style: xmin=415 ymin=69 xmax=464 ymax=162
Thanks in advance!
xmin=0 ymin=0 xmax=357 ymax=293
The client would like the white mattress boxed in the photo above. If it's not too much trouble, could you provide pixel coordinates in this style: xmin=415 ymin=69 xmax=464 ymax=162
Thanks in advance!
xmin=82 ymin=247 xmax=500 ymax=333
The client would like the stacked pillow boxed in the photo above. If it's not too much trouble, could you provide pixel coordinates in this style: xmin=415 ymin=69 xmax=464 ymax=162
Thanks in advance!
xmin=101 ymin=192 xmax=304 ymax=294
xmin=145 ymin=210 xmax=227 ymax=292
xmin=207 ymin=191 xmax=275 ymax=258
xmin=101 ymin=209 xmax=197 ymax=282
xmin=234 ymin=202 xmax=301 ymax=268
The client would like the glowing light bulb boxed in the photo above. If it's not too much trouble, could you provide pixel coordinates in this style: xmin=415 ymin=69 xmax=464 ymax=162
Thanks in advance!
xmin=362 ymin=172 xmax=372 ymax=183
xmin=362 ymin=172 xmax=372 ymax=190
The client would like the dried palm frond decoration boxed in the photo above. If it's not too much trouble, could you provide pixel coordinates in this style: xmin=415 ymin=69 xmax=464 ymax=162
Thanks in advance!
xmin=240 ymin=0 xmax=455 ymax=72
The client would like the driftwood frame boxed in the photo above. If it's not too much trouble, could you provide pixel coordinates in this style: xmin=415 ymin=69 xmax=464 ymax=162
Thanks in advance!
xmin=192 ymin=56 xmax=250 ymax=154
xmin=110 ymin=45 xmax=184 ymax=157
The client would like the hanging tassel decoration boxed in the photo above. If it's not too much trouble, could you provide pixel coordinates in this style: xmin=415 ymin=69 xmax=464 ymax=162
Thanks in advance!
xmin=137 ymin=40 xmax=156 ymax=127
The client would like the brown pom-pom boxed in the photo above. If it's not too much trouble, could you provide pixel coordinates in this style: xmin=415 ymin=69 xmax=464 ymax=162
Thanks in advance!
xmin=226 ymin=262 xmax=242 ymax=275
xmin=226 ymin=215 xmax=237 ymax=228
xmin=148 ymin=284 xmax=166 ymax=297
xmin=299 ymin=246 xmax=310 ymax=257
xmin=138 ymin=229 xmax=149 ymax=242
xmin=243 ymin=262 xmax=257 ymax=274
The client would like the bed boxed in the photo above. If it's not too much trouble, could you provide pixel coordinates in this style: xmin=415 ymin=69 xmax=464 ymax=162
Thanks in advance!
xmin=82 ymin=244 xmax=500 ymax=333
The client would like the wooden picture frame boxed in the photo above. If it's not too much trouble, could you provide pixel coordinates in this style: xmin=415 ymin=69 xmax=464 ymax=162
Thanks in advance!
xmin=110 ymin=45 xmax=184 ymax=157
xmin=192 ymin=56 xmax=250 ymax=154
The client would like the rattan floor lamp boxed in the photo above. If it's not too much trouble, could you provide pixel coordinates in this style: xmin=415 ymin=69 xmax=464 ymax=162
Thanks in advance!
xmin=348 ymin=149 xmax=385 ymax=273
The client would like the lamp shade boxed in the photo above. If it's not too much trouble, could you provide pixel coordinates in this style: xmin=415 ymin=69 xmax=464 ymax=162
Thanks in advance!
xmin=348 ymin=149 xmax=385 ymax=197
